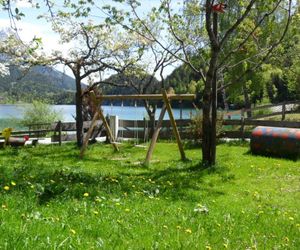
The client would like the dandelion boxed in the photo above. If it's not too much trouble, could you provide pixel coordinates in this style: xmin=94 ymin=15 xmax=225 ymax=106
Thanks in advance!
xmin=3 ymin=186 xmax=9 ymax=191
xmin=11 ymin=181 xmax=16 ymax=186
xmin=223 ymin=243 xmax=228 ymax=248
xmin=70 ymin=229 xmax=76 ymax=235
xmin=95 ymin=197 xmax=102 ymax=202
xmin=185 ymin=228 xmax=192 ymax=234
xmin=83 ymin=192 xmax=89 ymax=197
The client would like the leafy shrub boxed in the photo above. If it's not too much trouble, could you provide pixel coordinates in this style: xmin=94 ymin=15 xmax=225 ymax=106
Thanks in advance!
xmin=252 ymin=108 xmax=272 ymax=118
xmin=188 ymin=112 xmax=224 ymax=140
xmin=21 ymin=101 xmax=62 ymax=128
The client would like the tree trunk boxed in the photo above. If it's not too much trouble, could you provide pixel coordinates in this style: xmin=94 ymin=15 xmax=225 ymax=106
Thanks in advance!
xmin=242 ymin=83 xmax=252 ymax=118
xmin=143 ymin=100 xmax=156 ymax=138
xmin=202 ymin=12 xmax=219 ymax=166
xmin=75 ymin=77 xmax=84 ymax=147
xmin=210 ymin=70 xmax=217 ymax=164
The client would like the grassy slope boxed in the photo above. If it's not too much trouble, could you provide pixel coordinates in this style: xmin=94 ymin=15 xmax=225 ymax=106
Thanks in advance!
xmin=0 ymin=142 xmax=299 ymax=249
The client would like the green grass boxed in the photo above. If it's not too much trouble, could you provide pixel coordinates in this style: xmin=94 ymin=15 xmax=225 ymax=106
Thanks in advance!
xmin=0 ymin=142 xmax=299 ymax=249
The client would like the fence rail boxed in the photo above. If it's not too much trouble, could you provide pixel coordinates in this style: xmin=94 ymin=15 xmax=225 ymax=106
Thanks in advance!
xmin=1 ymin=114 xmax=299 ymax=143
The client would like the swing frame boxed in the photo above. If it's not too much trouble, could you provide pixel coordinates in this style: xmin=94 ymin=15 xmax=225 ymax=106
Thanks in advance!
xmin=80 ymin=89 xmax=195 ymax=165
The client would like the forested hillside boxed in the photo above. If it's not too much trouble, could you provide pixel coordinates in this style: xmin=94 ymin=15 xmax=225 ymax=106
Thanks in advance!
xmin=0 ymin=64 xmax=76 ymax=104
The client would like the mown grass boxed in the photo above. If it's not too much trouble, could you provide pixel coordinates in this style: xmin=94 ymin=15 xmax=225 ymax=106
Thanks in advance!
xmin=0 ymin=141 xmax=299 ymax=249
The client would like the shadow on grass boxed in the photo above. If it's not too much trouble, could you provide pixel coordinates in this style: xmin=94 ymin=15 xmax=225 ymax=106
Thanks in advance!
xmin=0 ymin=155 xmax=230 ymax=205
xmin=243 ymin=150 xmax=299 ymax=162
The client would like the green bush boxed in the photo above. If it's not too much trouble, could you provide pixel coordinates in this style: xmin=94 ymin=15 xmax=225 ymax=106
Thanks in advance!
xmin=188 ymin=112 xmax=223 ymax=140
xmin=21 ymin=101 xmax=62 ymax=128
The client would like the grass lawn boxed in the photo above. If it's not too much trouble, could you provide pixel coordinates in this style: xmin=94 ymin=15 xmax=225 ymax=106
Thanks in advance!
xmin=0 ymin=141 xmax=299 ymax=249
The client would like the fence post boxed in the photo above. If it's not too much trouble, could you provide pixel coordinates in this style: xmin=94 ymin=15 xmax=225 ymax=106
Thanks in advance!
xmin=240 ymin=109 xmax=245 ymax=141
xmin=282 ymin=102 xmax=286 ymax=121
xmin=109 ymin=115 xmax=119 ymax=141
xmin=58 ymin=121 xmax=62 ymax=146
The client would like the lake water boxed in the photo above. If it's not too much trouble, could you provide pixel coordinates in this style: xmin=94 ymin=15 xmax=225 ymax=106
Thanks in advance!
xmin=0 ymin=104 xmax=197 ymax=122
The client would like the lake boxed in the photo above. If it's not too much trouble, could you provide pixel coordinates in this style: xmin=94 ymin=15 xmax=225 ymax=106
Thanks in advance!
xmin=0 ymin=104 xmax=197 ymax=122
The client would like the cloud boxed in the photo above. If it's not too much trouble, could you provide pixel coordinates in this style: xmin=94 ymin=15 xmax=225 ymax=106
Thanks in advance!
xmin=15 ymin=0 xmax=35 ymax=9
xmin=0 ymin=18 xmax=72 ymax=56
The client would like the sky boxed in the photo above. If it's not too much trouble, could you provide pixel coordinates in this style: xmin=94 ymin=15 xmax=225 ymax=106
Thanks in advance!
xmin=0 ymin=0 xmax=183 ymax=80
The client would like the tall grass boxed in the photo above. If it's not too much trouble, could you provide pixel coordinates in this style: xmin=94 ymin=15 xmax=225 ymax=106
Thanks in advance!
xmin=0 ymin=142 xmax=299 ymax=249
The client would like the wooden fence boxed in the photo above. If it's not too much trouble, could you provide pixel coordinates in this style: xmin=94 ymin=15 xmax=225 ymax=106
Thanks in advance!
xmin=1 ymin=100 xmax=299 ymax=143
xmin=226 ymin=101 xmax=300 ymax=120
xmin=1 ymin=117 xmax=300 ymax=143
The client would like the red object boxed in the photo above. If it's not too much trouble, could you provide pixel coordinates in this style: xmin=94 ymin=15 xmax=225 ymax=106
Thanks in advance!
xmin=24 ymin=135 xmax=30 ymax=141
xmin=212 ymin=3 xmax=227 ymax=13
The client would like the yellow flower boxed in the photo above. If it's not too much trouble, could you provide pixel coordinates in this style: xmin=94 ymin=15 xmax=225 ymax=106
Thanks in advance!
xmin=223 ymin=243 xmax=228 ymax=248
xmin=185 ymin=228 xmax=192 ymax=234
xmin=3 ymin=186 xmax=10 ymax=191
xmin=11 ymin=181 xmax=16 ymax=186
xmin=70 ymin=229 xmax=76 ymax=235
xmin=83 ymin=192 xmax=89 ymax=197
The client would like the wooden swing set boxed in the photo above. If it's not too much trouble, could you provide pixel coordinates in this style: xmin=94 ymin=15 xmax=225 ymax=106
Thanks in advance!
xmin=80 ymin=89 xmax=195 ymax=165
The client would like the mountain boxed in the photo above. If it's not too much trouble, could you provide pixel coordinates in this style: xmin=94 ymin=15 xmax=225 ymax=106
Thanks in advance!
xmin=0 ymin=64 xmax=76 ymax=104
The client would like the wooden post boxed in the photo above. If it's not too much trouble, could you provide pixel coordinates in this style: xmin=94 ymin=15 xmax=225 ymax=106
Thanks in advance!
xmin=58 ymin=121 xmax=62 ymax=146
xmin=80 ymin=91 xmax=119 ymax=158
xmin=144 ymin=105 xmax=167 ymax=166
xmin=143 ymin=118 xmax=147 ymax=142
xmin=241 ymin=108 xmax=245 ymax=120
xmin=282 ymin=102 xmax=286 ymax=121
xmin=97 ymin=107 xmax=119 ymax=152
xmin=240 ymin=116 xmax=245 ymax=141
xmin=162 ymin=89 xmax=186 ymax=161
xmin=80 ymin=112 xmax=100 ymax=158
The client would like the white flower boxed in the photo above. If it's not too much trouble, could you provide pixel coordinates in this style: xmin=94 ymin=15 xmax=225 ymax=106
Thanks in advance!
xmin=0 ymin=63 xmax=9 ymax=76
xmin=194 ymin=204 xmax=209 ymax=214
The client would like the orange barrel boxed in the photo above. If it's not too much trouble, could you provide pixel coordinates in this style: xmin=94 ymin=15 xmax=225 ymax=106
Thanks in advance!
xmin=251 ymin=126 xmax=300 ymax=157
